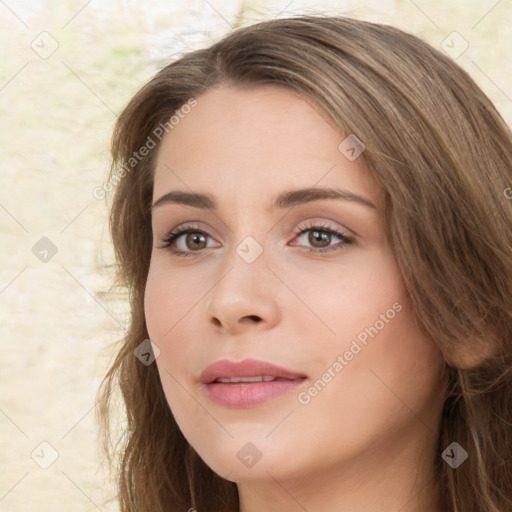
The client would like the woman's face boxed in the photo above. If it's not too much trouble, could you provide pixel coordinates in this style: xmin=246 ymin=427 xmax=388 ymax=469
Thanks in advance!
xmin=145 ymin=84 xmax=446 ymax=485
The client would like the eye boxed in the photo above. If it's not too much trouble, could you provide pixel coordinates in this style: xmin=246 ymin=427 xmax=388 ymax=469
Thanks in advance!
xmin=158 ymin=222 xmax=352 ymax=256
xmin=291 ymin=223 xmax=353 ymax=253
xmin=159 ymin=226 xmax=220 ymax=256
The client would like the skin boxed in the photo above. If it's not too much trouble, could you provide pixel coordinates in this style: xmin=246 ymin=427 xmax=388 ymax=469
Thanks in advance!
xmin=144 ymin=84 xmax=448 ymax=511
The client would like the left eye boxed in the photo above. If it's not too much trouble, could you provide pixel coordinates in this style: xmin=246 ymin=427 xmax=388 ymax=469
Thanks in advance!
xmin=292 ymin=227 xmax=352 ymax=251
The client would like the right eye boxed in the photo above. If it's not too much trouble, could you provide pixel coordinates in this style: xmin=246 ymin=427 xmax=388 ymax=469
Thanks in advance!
xmin=160 ymin=227 xmax=221 ymax=256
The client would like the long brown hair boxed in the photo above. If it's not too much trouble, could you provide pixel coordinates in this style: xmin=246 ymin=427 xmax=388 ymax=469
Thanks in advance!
xmin=98 ymin=15 xmax=512 ymax=511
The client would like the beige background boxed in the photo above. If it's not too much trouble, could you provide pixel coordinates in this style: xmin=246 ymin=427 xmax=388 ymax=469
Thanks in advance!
xmin=1 ymin=1 xmax=510 ymax=510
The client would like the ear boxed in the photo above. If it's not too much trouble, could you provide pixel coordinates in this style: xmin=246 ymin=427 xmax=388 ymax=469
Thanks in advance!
xmin=443 ymin=338 xmax=494 ymax=370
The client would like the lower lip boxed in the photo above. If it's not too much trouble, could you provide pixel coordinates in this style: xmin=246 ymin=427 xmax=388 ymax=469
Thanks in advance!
xmin=203 ymin=378 xmax=306 ymax=408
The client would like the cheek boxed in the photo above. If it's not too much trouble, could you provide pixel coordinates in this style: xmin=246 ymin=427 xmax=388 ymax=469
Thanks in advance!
xmin=144 ymin=263 xmax=198 ymax=380
xmin=144 ymin=265 xmax=205 ymax=428
xmin=301 ymin=295 xmax=444 ymax=437
xmin=144 ymin=258 xmax=215 ymax=383
xmin=285 ymin=247 xmax=407 ymax=344
xmin=287 ymin=252 xmax=444 ymax=439
xmin=144 ymin=260 xmax=208 ymax=340
xmin=144 ymin=267 xmax=173 ymax=340
xmin=284 ymin=304 xmax=445 ymax=482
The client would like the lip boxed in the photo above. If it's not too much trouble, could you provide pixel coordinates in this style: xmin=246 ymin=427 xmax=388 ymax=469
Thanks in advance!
xmin=199 ymin=358 xmax=308 ymax=408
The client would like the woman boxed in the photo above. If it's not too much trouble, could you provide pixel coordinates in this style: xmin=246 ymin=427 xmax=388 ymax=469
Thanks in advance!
xmin=99 ymin=15 xmax=512 ymax=511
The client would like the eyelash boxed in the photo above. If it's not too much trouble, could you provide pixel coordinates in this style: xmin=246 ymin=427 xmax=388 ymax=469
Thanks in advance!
xmin=159 ymin=225 xmax=212 ymax=257
xmin=292 ymin=222 xmax=353 ymax=253
xmin=159 ymin=222 xmax=353 ymax=257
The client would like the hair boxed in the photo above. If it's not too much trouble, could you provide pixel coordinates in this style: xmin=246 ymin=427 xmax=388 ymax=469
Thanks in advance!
xmin=97 ymin=14 xmax=512 ymax=512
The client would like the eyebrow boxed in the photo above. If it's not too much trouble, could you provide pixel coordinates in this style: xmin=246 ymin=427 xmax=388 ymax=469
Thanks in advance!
xmin=151 ymin=187 xmax=377 ymax=211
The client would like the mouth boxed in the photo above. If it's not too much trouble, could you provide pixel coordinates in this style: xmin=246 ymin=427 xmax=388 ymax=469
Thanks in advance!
xmin=199 ymin=358 xmax=308 ymax=408
xmin=215 ymin=376 xmax=288 ymax=383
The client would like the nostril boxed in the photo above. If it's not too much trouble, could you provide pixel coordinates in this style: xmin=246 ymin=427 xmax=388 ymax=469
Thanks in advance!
xmin=244 ymin=315 xmax=262 ymax=322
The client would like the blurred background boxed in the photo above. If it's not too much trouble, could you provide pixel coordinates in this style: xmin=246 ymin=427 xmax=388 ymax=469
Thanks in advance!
xmin=0 ymin=0 xmax=510 ymax=510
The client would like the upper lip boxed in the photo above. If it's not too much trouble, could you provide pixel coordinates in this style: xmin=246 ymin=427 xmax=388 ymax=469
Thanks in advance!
xmin=199 ymin=358 xmax=307 ymax=384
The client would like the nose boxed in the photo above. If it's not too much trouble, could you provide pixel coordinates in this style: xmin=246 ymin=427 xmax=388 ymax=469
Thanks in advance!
xmin=204 ymin=246 xmax=281 ymax=335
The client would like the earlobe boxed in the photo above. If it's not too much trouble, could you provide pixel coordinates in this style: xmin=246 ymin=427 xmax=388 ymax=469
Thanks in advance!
xmin=444 ymin=339 xmax=494 ymax=370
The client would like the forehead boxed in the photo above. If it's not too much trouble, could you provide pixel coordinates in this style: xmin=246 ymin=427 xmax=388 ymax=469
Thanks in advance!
xmin=152 ymin=84 xmax=381 ymax=207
